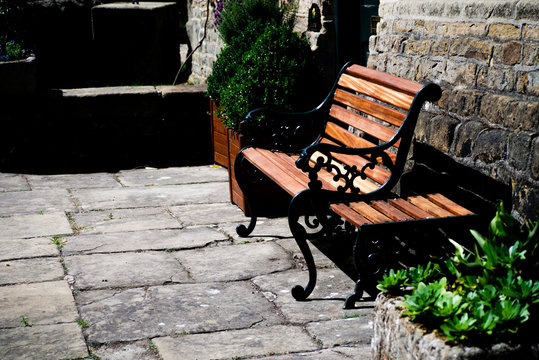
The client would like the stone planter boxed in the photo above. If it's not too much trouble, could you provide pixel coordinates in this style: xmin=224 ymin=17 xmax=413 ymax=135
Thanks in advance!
xmin=372 ymin=293 xmax=539 ymax=360
xmin=0 ymin=56 xmax=37 ymax=95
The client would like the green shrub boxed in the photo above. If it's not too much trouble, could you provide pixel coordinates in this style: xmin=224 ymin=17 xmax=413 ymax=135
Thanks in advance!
xmin=378 ymin=203 xmax=539 ymax=344
xmin=0 ymin=0 xmax=33 ymax=61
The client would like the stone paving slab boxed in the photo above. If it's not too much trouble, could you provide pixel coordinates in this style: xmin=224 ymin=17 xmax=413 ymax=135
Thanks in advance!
xmin=26 ymin=172 xmax=121 ymax=190
xmin=72 ymin=182 xmax=229 ymax=210
xmin=0 ymin=323 xmax=88 ymax=360
xmin=77 ymin=282 xmax=284 ymax=343
xmin=62 ymin=227 xmax=226 ymax=255
xmin=169 ymin=202 xmax=247 ymax=226
xmin=153 ymin=325 xmax=319 ymax=360
xmin=65 ymin=251 xmax=192 ymax=289
xmin=220 ymin=217 xmax=293 ymax=241
xmin=0 ymin=173 xmax=30 ymax=192
xmin=253 ymin=268 xmax=374 ymax=323
xmin=0 ymin=257 xmax=64 ymax=285
xmin=0 ymin=212 xmax=73 ymax=240
xmin=69 ymin=207 xmax=181 ymax=234
xmin=175 ymin=242 xmax=293 ymax=282
xmin=0 ymin=190 xmax=75 ymax=216
xmin=306 ymin=317 xmax=374 ymax=347
xmin=92 ymin=339 xmax=160 ymax=360
xmin=117 ymin=166 xmax=228 ymax=187
xmin=276 ymin=238 xmax=337 ymax=269
xmin=241 ymin=345 xmax=372 ymax=359
xmin=0 ymin=280 xmax=79 ymax=328
xmin=0 ymin=237 xmax=59 ymax=261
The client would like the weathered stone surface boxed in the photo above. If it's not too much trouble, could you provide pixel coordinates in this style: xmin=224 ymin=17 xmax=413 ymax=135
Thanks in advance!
xmin=0 ymin=190 xmax=74 ymax=216
xmin=531 ymin=137 xmax=539 ymax=180
xmin=69 ymin=207 xmax=181 ymax=234
xmin=26 ymin=172 xmax=121 ymax=190
xmin=0 ymin=237 xmax=59 ymax=261
xmin=438 ymin=89 xmax=480 ymax=117
xmin=477 ymin=66 xmax=516 ymax=91
xmin=453 ymin=121 xmax=485 ymax=157
xmin=0 ymin=257 xmax=64 ymax=285
xmin=522 ymin=43 xmax=539 ymax=66
xmin=0 ymin=173 xmax=30 ymax=192
xmin=404 ymin=39 xmax=432 ymax=56
xmin=276 ymin=238 xmax=337 ymax=269
xmin=0 ymin=281 xmax=78 ymax=327
xmin=307 ymin=317 xmax=374 ymax=347
xmin=72 ymin=182 xmax=229 ymax=210
xmin=447 ymin=22 xmax=486 ymax=36
xmin=474 ymin=129 xmax=509 ymax=163
xmin=443 ymin=60 xmax=477 ymax=87
xmin=430 ymin=38 xmax=450 ymax=56
xmin=0 ymin=212 xmax=72 ymax=239
xmin=0 ymin=323 xmax=88 ymax=360
xmin=77 ymin=282 xmax=284 ymax=343
xmin=415 ymin=58 xmax=444 ymax=83
xmin=219 ymin=217 xmax=293 ymax=242
xmin=480 ymin=94 xmax=538 ymax=131
xmin=175 ymin=242 xmax=292 ymax=282
xmin=153 ymin=325 xmax=318 ymax=360
xmin=241 ymin=346 xmax=373 ymax=360
xmin=65 ymin=251 xmax=192 ymax=289
xmin=63 ymin=227 xmax=226 ymax=255
xmin=252 ymin=269 xmax=373 ymax=324
xmin=91 ymin=339 xmax=160 ymax=360
xmin=449 ymin=37 xmax=493 ymax=62
xmin=427 ymin=116 xmax=460 ymax=153
xmin=117 ymin=166 xmax=228 ymax=187
xmin=372 ymin=293 xmax=539 ymax=360
xmin=508 ymin=132 xmax=532 ymax=170
xmin=522 ymin=23 xmax=539 ymax=40
xmin=492 ymin=41 xmax=522 ymax=65
xmin=386 ymin=55 xmax=416 ymax=81
xmin=487 ymin=23 xmax=521 ymax=40
xmin=169 ymin=202 xmax=247 ymax=226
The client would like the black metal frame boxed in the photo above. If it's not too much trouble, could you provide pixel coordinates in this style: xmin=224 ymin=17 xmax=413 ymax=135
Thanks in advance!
xmin=233 ymin=61 xmax=449 ymax=307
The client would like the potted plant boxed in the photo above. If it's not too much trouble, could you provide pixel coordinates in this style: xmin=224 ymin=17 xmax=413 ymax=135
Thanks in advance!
xmin=0 ymin=0 xmax=37 ymax=95
xmin=373 ymin=203 xmax=538 ymax=359
xmin=207 ymin=0 xmax=318 ymax=214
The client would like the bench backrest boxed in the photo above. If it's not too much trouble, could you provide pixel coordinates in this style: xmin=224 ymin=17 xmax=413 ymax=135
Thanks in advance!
xmin=313 ymin=63 xmax=442 ymax=198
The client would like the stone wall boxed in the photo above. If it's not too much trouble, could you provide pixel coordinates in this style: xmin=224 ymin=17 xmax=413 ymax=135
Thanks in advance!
xmin=186 ymin=0 xmax=336 ymax=86
xmin=368 ymin=0 xmax=539 ymax=220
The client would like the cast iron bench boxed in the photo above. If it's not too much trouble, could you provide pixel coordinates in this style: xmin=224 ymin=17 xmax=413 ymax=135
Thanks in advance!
xmin=234 ymin=62 xmax=479 ymax=308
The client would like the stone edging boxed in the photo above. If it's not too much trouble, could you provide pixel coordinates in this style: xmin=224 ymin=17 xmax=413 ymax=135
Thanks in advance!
xmin=371 ymin=293 xmax=539 ymax=360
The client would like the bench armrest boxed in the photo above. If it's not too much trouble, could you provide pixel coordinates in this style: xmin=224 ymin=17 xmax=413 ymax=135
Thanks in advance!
xmin=239 ymin=106 xmax=325 ymax=152
xmin=295 ymin=142 xmax=398 ymax=198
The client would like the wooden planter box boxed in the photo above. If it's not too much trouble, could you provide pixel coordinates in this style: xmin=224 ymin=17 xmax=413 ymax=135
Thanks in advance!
xmin=210 ymin=100 xmax=289 ymax=217
xmin=372 ymin=293 xmax=539 ymax=360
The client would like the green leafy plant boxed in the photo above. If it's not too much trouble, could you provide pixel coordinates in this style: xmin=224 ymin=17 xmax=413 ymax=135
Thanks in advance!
xmin=378 ymin=203 xmax=538 ymax=344
xmin=0 ymin=0 xmax=33 ymax=61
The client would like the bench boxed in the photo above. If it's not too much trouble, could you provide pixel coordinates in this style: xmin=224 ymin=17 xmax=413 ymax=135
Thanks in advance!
xmin=234 ymin=62 xmax=479 ymax=308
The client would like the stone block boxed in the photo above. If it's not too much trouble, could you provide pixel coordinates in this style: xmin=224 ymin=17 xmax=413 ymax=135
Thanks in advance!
xmin=514 ymin=183 xmax=539 ymax=221
xmin=492 ymin=41 xmax=522 ymax=65
xmin=438 ymin=89 xmax=481 ymax=117
xmin=522 ymin=24 xmax=539 ymax=40
xmin=449 ymin=37 xmax=493 ymax=62
xmin=487 ymin=23 xmax=521 ymax=40
xmin=424 ymin=21 xmax=447 ymax=36
xmin=480 ymin=94 xmax=538 ymax=131
xmin=516 ymin=0 xmax=539 ymax=21
xmin=386 ymin=55 xmax=416 ymax=81
xmin=430 ymin=38 xmax=450 ymax=56
xmin=444 ymin=60 xmax=477 ymax=87
xmin=473 ymin=129 xmax=508 ymax=163
xmin=454 ymin=120 xmax=485 ymax=157
xmin=91 ymin=2 xmax=180 ymax=85
xmin=427 ymin=115 xmax=460 ymax=153
xmin=447 ymin=22 xmax=487 ymax=36
xmin=477 ymin=66 xmax=516 ymax=92
xmin=508 ymin=132 xmax=532 ymax=171
xmin=404 ymin=39 xmax=432 ymax=56
xmin=532 ymin=137 xmax=539 ymax=180
xmin=415 ymin=58 xmax=444 ymax=83
xmin=522 ymin=43 xmax=539 ymax=66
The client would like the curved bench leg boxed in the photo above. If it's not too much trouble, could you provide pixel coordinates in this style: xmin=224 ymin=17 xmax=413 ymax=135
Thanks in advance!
xmin=289 ymin=190 xmax=317 ymax=301
xmin=234 ymin=149 xmax=258 ymax=237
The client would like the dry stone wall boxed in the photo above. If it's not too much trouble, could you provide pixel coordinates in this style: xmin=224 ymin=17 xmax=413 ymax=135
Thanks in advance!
xmin=368 ymin=0 xmax=539 ymax=220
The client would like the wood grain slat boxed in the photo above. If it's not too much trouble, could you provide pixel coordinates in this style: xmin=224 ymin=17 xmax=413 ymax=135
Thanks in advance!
xmin=333 ymin=88 xmax=406 ymax=127
xmin=338 ymin=73 xmax=414 ymax=110
xmin=274 ymin=152 xmax=340 ymax=192
xmin=426 ymin=193 xmax=475 ymax=216
xmin=242 ymin=148 xmax=306 ymax=196
xmin=370 ymin=200 xmax=414 ymax=221
xmin=349 ymin=201 xmax=393 ymax=223
xmin=388 ymin=198 xmax=434 ymax=219
xmin=408 ymin=196 xmax=455 ymax=218
xmin=345 ymin=64 xmax=424 ymax=95
xmin=329 ymin=105 xmax=399 ymax=146
xmin=324 ymin=121 xmax=376 ymax=149
xmin=330 ymin=203 xmax=372 ymax=228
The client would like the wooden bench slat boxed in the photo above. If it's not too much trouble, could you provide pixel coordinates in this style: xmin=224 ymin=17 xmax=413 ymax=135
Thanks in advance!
xmin=388 ymin=198 xmax=435 ymax=219
xmin=408 ymin=195 xmax=455 ymax=218
xmin=338 ymin=73 xmax=415 ymax=110
xmin=329 ymin=105 xmax=399 ymax=146
xmin=334 ymin=88 xmax=406 ymax=127
xmin=426 ymin=193 xmax=475 ymax=216
xmin=242 ymin=148 xmax=306 ymax=196
xmin=275 ymin=152 xmax=341 ymax=192
xmin=323 ymin=124 xmax=398 ymax=164
xmin=370 ymin=200 xmax=415 ymax=221
xmin=345 ymin=64 xmax=424 ymax=96
xmin=330 ymin=203 xmax=372 ymax=228
xmin=349 ymin=201 xmax=393 ymax=223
